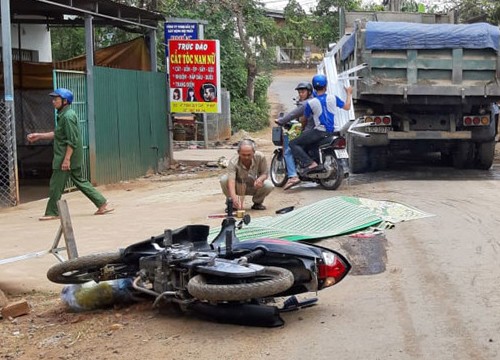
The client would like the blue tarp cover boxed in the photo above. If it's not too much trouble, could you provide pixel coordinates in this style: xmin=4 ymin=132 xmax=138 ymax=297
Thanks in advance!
xmin=341 ymin=32 xmax=356 ymax=61
xmin=365 ymin=22 xmax=500 ymax=51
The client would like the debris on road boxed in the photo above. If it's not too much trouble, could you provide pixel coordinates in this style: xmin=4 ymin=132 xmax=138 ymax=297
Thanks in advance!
xmin=1 ymin=298 xmax=30 ymax=319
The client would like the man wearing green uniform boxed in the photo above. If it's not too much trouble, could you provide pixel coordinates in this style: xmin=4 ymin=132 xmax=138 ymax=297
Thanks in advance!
xmin=27 ymin=88 xmax=113 ymax=221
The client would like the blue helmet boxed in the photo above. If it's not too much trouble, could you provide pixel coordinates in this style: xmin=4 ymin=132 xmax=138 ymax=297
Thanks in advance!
xmin=312 ymin=74 xmax=327 ymax=90
xmin=49 ymin=88 xmax=74 ymax=104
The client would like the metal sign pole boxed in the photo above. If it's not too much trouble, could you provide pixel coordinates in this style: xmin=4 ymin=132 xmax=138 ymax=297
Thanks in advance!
xmin=1 ymin=0 xmax=19 ymax=205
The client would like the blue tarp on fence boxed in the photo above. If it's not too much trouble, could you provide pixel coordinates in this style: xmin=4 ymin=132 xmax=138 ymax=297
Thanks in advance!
xmin=365 ymin=22 xmax=500 ymax=51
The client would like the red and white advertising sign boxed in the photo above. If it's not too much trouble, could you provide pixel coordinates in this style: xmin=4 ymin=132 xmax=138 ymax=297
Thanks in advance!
xmin=168 ymin=39 xmax=221 ymax=113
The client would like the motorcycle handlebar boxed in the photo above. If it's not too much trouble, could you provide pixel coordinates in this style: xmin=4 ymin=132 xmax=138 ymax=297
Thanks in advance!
xmin=242 ymin=249 xmax=265 ymax=263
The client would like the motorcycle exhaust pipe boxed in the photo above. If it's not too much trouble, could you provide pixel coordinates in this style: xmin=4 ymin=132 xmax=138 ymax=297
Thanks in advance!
xmin=190 ymin=302 xmax=284 ymax=327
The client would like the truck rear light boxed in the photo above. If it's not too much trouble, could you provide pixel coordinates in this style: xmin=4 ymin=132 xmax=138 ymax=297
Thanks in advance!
xmin=364 ymin=115 xmax=391 ymax=126
xmin=463 ymin=115 xmax=489 ymax=126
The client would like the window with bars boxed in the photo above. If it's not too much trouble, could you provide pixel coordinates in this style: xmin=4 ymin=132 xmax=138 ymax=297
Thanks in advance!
xmin=0 ymin=48 xmax=39 ymax=62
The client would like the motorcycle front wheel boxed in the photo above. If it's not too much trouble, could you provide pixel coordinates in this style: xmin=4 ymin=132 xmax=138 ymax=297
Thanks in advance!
xmin=47 ymin=251 xmax=132 ymax=284
xmin=187 ymin=266 xmax=294 ymax=301
xmin=270 ymin=152 xmax=288 ymax=187
xmin=320 ymin=153 xmax=343 ymax=190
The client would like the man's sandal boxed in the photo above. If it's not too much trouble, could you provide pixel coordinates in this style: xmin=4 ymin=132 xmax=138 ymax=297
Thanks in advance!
xmin=251 ymin=203 xmax=266 ymax=210
xmin=94 ymin=208 xmax=114 ymax=215
xmin=39 ymin=215 xmax=60 ymax=221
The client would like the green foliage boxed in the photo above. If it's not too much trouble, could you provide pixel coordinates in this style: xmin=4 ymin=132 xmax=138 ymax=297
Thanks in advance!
xmin=275 ymin=0 xmax=311 ymax=49
xmin=443 ymin=0 xmax=500 ymax=24
xmin=94 ymin=27 xmax=136 ymax=49
xmin=159 ymin=0 xmax=275 ymax=131
xmin=311 ymin=0 xmax=362 ymax=51
xmin=254 ymin=74 xmax=272 ymax=107
xmin=51 ymin=28 xmax=85 ymax=61
xmin=231 ymin=74 xmax=271 ymax=132
xmin=231 ymin=98 xmax=270 ymax=132
xmin=51 ymin=26 xmax=137 ymax=61
xmin=400 ymin=0 xmax=420 ymax=12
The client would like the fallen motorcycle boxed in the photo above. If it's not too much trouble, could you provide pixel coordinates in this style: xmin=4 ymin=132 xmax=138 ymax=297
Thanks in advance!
xmin=47 ymin=199 xmax=351 ymax=327
xmin=270 ymin=121 xmax=349 ymax=190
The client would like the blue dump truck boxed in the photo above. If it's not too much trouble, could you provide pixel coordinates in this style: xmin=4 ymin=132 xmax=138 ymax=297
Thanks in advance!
xmin=336 ymin=12 xmax=500 ymax=172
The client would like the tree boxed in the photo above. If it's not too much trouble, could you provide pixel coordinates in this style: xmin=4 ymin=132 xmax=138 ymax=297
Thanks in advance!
xmin=310 ymin=0 xmax=362 ymax=51
xmin=220 ymin=0 xmax=276 ymax=102
xmin=274 ymin=0 xmax=312 ymax=61
xmin=159 ymin=0 xmax=278 ymax=131
xmin=51 ymin=28 xmax=85 ymax=61
xmin=443 ymin=0 xmax=500 ymax=24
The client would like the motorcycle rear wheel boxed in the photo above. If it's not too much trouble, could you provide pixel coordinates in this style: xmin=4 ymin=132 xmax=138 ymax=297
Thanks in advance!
xmin=47 ymin=251 xmax=129 ymax=284
xmin=319 ymin=154 xmax=343 ymax=190
xmin=270 ymin=152 xmax=288 ymax=187
xmin=187 ymin=266 xmax=294 ymax=301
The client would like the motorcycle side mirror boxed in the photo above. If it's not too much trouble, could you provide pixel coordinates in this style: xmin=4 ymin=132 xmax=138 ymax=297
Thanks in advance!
xmin=243 ymin=214 xmax=251 ymax=225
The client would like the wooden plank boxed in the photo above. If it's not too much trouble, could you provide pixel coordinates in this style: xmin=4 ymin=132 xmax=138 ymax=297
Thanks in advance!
xmin=57 ymin=200 xmax=79 ymax=259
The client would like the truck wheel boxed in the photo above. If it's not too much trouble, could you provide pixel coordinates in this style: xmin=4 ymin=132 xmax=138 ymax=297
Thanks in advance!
xmin=452 ymin=142 xmax=474 ymax=169
xmin=369 ymin=147 xmax=388 ymax=172
xmin=475 ymin=141 xmax=495 ymax=170
xmin=347 ymin=134 xmax=368 ymax=173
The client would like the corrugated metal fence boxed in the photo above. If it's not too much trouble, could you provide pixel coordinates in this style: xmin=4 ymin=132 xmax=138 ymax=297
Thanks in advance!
xmin=93 ymin=66 xmax=168 ymax=184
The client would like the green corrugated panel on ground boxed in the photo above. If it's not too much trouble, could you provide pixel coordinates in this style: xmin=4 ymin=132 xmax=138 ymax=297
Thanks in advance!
xmin=208 ymin=197 xmax=383 ymax=242
xmin=340 ymin=196 xmax=434 ymax=224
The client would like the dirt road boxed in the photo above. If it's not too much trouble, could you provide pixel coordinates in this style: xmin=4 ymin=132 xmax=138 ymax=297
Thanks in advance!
xmin=1 ymin=69 xmax=500 ymax=359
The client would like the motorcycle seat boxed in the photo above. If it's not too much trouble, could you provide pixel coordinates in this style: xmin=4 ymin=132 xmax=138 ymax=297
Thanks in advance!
xmin=318 ymin=132 xmax=339 ymax=148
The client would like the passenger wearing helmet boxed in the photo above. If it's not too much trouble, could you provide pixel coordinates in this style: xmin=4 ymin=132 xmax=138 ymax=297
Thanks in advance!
xmin=275 ymin=82 xmax=314 ymax=130
xmin=275 ymin=82 xmax=314 ymax=190
xmin=289 ymin=74 xmax=352 ymax=171
xmin=27 ymin=88 xmax=114 ymax=220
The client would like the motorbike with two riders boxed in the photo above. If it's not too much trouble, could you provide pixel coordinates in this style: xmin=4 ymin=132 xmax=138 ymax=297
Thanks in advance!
xmin=270 ymin=114 xmax=350 ymax=191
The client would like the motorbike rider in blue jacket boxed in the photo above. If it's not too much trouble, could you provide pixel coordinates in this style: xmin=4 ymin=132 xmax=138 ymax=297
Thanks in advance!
xmin=275 ymin=82 xmax=314 ymax=190
xmin=289 ymin=74 xmax=352 ymax=172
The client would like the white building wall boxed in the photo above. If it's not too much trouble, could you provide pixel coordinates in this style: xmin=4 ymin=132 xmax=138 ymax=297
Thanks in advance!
xmin=0 ymin=24 xmax=52 ymax=62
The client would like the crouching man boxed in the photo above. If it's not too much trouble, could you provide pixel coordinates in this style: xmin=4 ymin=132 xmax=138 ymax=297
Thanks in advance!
xmin=220 ymin=139 xmax=274 ymax=211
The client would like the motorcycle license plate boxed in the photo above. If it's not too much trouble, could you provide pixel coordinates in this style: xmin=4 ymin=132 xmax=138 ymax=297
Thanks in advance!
xmin=334 ymin=149 xmax=349 ymax=159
